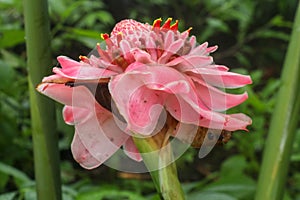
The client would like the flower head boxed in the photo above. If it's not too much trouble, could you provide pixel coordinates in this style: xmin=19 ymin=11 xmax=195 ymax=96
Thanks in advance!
xmin=37 ymin=18 xmax=252 ymax=169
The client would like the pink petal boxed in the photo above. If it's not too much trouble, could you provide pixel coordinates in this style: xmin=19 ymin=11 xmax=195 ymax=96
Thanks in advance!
xmin=71 ymin=132 xmax=102 ymax=169
xmin=145 ymin=36 xmax=158 ymax=61
xmin=180 ymin=30 xmax=190 ymax=40
xmin=127 ymin=86 xmax=165 ymax=134
xmin=189 ymin=42 xmax=218 ymax=55
xmin=72 ymin=101 xmax=129 ymax=169
xmin=126 ymin=63 xmax=192 ymax=94
xmin=166 ymin=55 xmax=213 ymax=71
xmin=206 ymin=45 xmax=218 ymax=54
xmin=164 ymin=30 xmax=175 ymax=50
xmin=131 ymin=48 xmax=154 ymax=64
xmin=120 ymin=40 xmax=131 ymax=55
xmin=110 ymin=64 xmax=196 ymax=135
xmin=57 ymin=56 xmax=80 ymax=69
xmin=42 ymin=74 xmax=72 ymax=83
xmin=63 ymin=106 xmax=90 ymax=125
xmin=36 ymin=83 xmax=95 ymax=108
xmin=189 ymin=42 xmax=208 ymax=55
xmin=109 ymin=73 xmax=165 ymax=135
xmin=53 ymin=65 xmax=117 ymax=80
xmin=166 ymin=94 xmax=212 ymax=126
xmin=166 ymin=94 xmax=251 ymax=131
xmin=123 ymin=137 xmax=142 ymax=162
xmin=50 ymin=80 xmax=130 ymax=169
xmin=120 ymin=40 xmax=135 ymax=63
xmin=208 ymin=65 xmax=229 ymax=71
xmin=196 ymin=113 xmax=252 ymax=131
xmin=88 ymin=55 xmax=123 ymax=73
xmin=192 ymin=77 xmax=249 ymax=111
xmin=53 ymin=56 xmax=118 ymax=80
xmin=224 ymin=113 xmax=252 ymax=130
xmin=187 ymin=68 xmax=252 ymax=88
xmin=189 ymin=36 xmax=197 ymax=48
xmin=158 ymin=38 xmax=184 ymax=64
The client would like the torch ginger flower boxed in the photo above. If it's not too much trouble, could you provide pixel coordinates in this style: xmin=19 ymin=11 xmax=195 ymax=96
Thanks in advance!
xmin=37 ymin=18 xmax=252 ymax=169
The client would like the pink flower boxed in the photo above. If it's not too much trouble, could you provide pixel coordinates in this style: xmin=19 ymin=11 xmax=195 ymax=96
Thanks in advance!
xmin=37 ymin=18 xmax=252 ymax=169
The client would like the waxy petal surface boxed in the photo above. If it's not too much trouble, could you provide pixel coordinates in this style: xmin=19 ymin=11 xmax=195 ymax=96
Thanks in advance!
xmin=37 ymin=18 xmax=253 ymax=169
xmin=123 ymin=137 xmax=143 ymax=162
xmin=187 ymin=68 xmax=252 ymax=88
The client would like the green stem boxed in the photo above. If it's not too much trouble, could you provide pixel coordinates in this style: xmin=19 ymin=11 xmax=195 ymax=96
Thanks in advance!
xmin=255 ymin=2 xmax=300 ymax=200
xmin=23 ymin=0 xmax=62 ymax=199
xmin=133 ymin=136 xmax=185 ymax=200
xmin=158 ymin=142 xmax=185 ymax=200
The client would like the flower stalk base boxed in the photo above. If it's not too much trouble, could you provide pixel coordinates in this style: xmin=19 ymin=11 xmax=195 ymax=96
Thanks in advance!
xmin=132 ymin=130 xmax=185 ymax=200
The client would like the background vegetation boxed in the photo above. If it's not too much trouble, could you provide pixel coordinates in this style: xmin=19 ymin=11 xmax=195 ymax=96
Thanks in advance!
xmin=0 ymin=0 xmax=299 ymax=199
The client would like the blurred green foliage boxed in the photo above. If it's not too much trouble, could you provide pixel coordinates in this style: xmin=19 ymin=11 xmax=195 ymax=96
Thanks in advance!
xmin=0 ymin=0 xmax=300 ymax=199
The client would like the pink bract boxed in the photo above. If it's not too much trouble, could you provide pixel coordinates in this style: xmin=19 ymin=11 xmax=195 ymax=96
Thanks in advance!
xmin=37 ymin=18 xmax=252 ymax=169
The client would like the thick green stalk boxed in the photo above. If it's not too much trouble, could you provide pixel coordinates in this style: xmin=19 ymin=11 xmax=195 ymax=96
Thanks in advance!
xmin=158 ymin=142 xmax=185 ymax=200
xmin=23 ymin=0 xmax=62 ymax=199
xmin=133 ymin=136 xmax=185 ymax=200
xmin=255 ymin=2 xmax=300 ymax=200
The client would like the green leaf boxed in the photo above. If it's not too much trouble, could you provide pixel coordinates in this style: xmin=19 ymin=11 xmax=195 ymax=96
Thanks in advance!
xmin=0 ymin=192 xmax=17 ymax=200
xmin=22 ymin=188 xmax=37 ymax=200
xmin=245 ymin=87 xmax=266 ymax=113
xmin=253 ymin=30 xmax=290 ymax=41
xmin=62 ymin=185 xmax=78 ymax=197
xmin=0 ymin=0 xmax=14 ymax=6
xmin=270 ymin=15 xmax=293 ymax=28
xmin=0 ymin=60 xmax=15 ymax=92
xmin=0 ymin=172 xmax=9 ymax=193
xmin=291 ymin=129 xmax=300 ymax=161
xmin=206 ymin=18 xmax=230 ymax=33
xmin=0 ymin=29 xmax=25 ymax=48
xmin=261 ymin=79 xmax=281 ymax=99
xmin=250 ymin=70 xmax=263 ymax=84
xmin=0 ymin=49 xmax=26 ymax=69
xmin=220 ymin=155 xmax=247 ymax=176
xmin=62 ymin=28 xmax=102 ymax=48
xmin=0 ymin=162 xmax=32 ymax=188
xmin=78 ymin=11 xmax=114 ymax=27
xmin=201 ymin=182 xmax=255 ymax=199
xmin=235 ymin=52 xmax=251 ymax=67
xmin=188 ymin=192 xmax=238 ymax=200
xmin=67 ymin=28 xmax=101 ymax=38
xmin=76 ymin=188 xmax=146 ymax=200
xmin=291 ymin=154 xmax=300 ymax=162
xmin=48 ymin=0 xmax=67 ymax=18
xmin=204 ymin=184 xmax=255 ymax=193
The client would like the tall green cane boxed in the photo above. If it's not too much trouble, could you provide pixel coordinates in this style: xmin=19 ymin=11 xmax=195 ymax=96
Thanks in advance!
xmin=23 ymin=0 xmax=62 ymax=199
xmin=255 ymin=2 xmax=300 ymax=200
